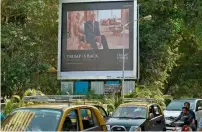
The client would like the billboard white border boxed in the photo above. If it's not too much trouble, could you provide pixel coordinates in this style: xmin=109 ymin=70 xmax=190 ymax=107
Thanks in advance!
xmin=58 ymin=0 xmax=138 ymax=80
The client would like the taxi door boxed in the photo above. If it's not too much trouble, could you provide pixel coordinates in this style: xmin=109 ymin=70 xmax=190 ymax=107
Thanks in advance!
xmin=78 ymin=106 xmax=106 ymax=131
xmin=59 ymin=108 xmax=80 ymax=131
xmin=146 ymin=104 xmax=165 ymax=131
xmin=153 ymin=105 xmax=166 ymax=130
xmin=144 ymin=105 xmax=155 ymax=131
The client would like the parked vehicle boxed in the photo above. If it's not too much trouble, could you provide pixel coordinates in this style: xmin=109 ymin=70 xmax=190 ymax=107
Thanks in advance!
xmin=164 ymin=98 xmax=202 ymax=130
xmin=106 ymin=98 xmax=166 ymax=131
xmin=1 ymin=95 xmax=107 ymax=131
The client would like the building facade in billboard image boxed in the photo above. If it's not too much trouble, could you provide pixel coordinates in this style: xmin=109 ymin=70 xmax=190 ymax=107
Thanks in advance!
xmin=58 ymin=0 xmax=138 ymax=79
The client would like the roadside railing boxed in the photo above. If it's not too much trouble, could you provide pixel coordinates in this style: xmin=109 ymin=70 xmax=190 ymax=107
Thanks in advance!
xmin=22 ymin=95 xmax=105 ymax=106
xmin=123 ymin=98 xmax=157 ymax=103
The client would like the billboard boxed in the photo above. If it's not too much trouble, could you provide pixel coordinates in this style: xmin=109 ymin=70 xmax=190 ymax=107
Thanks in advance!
xmin=58 ymin=0 xmax=138 ymax=80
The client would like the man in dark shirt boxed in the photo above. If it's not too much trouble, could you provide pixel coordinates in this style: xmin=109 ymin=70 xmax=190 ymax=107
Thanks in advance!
xmin=184 ymin=102 xmax=197 ymax=130
xmin=174 ymin=107 xmax=195 ymax=130
xmin=184 ymin=102 xmax=196 ymax=120
xmin=174 ymin=107 xmax=194 ymax=122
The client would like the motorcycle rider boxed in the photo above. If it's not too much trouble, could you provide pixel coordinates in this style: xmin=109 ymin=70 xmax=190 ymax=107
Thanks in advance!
xmin=184 ymin=102 xmax=196 ymax=120
xmin=184 ymin=102 xmax=196 ymax=130
xmin=173 ymin=107 xmax=195 ymax=130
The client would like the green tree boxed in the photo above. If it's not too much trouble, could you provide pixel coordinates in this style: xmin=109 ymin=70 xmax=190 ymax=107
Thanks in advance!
xmin=1 ymin=0 xmax=59 ymax=96
xmin=136 ymin=0 xmax=202 ymax=99
xmin=163 ymin=0 xmax=202 ymax=98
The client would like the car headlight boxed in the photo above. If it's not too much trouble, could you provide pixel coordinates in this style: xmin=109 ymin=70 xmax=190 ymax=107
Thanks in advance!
xmin=129 ymin=126 xmax=141 ymax=131
xmin=106 ymin=125 xmax=111 ymax=131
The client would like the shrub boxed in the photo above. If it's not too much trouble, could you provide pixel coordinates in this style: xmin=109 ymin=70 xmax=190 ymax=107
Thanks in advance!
xmin=3 ymin=89 xmax=44 ymax=116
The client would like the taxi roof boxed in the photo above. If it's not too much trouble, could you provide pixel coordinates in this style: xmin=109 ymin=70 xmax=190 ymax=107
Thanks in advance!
xmin=120 ymin=102 xmax=154 ymax=107
xmin=20 ymin=95 xmax=103 ymax=111
xmin=19 ymin=103 xmax=97 ymax=111
xmin=21 ymin=104 xmax=69 ymax=109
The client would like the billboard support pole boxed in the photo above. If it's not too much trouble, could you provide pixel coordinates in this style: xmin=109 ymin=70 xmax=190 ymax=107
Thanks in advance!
xmin=137 ymin=4 xmax=140 ymax=81
xmin=121 ymin=10 xmax=152 ymax=101
xmin=122 ymin=26 xmax=126 ymax=102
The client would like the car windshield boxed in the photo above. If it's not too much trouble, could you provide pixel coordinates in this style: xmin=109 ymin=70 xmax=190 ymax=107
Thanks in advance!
xmin=1 ymin=108 xmax=62 ymax=131
xmin=166 ymin=100 xmax=195 ymax=111
xmin=112 ymin=106 xmax=147 ymax=119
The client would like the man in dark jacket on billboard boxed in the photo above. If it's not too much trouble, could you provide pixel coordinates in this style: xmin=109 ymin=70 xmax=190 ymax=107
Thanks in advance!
xmin=84 ymin=14 xmax=108 ymax=50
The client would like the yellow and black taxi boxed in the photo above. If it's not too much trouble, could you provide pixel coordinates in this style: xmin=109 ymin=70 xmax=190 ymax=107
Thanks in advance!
xmin=1 ymin=95 xmax=107 ymax=131
xmin=106 ymin=98 xmax=166 ymax=131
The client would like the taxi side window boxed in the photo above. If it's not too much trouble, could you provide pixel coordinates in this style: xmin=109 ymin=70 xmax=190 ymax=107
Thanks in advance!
xmin=153 ymin=105 xmax=161 ymax=116
xmin=98 ymin=107 xmax=107 ymax=117
xmin=80 ymin=108 xmax=98 ymax=130
xmin=62 ymin=110 xmax=79 ymax=131
xmin=149 ymin=106 xmax=155 ymax=119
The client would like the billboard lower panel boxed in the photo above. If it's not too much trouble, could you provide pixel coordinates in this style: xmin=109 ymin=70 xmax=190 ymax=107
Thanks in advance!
xmin=59 ymin=71 xmax=136 ymax=80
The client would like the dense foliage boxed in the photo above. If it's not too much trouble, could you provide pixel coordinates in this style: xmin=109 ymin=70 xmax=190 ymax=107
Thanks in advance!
xmin=1 ymin=0 xmax=202 ymax=100
xmin=137 ymin=0 xmax=202 ymax=99
xmin=1 ymin=0 xmax=59 ymax=97
xmin=2 ymin=89 xmax=44 ymax=116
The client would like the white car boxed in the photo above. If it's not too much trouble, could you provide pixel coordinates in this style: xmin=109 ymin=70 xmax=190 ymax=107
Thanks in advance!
xmin=164 ymin=98 xmax=202 ymax=130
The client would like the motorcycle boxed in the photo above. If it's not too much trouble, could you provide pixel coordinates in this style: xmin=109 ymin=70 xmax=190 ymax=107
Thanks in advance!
xmin=170 ymin=116 xmax=192 ymax=132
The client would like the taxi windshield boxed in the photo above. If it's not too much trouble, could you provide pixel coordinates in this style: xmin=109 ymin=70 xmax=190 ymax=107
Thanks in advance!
xmin=1 ymin=108 xmax=62 ymax=131
xmin=112 ymin=106 xmax=147 ymax=119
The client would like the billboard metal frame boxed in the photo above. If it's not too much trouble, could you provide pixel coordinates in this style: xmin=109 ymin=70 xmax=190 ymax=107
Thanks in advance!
xmin=58 ymin=0 xmax=138 ymax=80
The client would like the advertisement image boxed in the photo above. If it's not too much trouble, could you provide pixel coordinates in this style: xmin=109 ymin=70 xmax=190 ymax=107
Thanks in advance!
xmin=58 ymin=1 xmax=138 ymax=79
xmin=66 ymin=9 xmax=129 ymax=50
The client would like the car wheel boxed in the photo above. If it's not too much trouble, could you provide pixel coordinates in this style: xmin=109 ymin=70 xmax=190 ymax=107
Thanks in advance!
xmin=162 ymin=127 xmax=166 ymax=131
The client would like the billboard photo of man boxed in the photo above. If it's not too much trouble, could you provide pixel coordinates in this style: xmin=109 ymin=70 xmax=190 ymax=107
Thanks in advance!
xmin=66 ymin=9 xmax=129 ymax=50
xmin=84 ymin=14 xmax=109 ymax=50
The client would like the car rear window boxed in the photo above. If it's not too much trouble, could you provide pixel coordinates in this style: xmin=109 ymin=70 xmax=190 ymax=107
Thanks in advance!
xmin=166 ymin=100 xmax=195 ymax=111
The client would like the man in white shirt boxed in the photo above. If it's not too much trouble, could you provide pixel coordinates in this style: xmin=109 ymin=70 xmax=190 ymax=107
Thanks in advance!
xmin=199 ymin=118 xmax=202 ymax=131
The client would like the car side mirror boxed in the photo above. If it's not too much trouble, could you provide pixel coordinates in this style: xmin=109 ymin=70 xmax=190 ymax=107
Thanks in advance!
xmin=197 ymin=106 xmax=202 ymax=111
